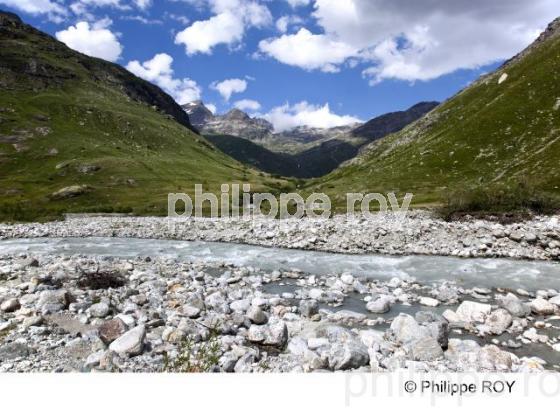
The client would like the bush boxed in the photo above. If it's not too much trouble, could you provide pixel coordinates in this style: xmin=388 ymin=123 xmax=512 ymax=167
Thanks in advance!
xmin=438 ymin=178 xmax=560 ymax=221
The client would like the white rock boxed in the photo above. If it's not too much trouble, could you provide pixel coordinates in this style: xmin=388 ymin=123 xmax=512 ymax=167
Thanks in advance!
xmin=455 ymin=301 xmax=491 ymax=323
xmin=109 ymin=325 xmax=146 ymax=356
xmin=418 ymin=297 xmax=439 ymax=307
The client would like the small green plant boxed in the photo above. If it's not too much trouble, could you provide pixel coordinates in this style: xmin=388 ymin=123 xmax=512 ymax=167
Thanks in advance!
xmin=163 ymin=333 xmax=221 ymax=373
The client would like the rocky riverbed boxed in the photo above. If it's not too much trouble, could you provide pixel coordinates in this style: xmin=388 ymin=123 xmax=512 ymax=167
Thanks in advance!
xmin=1 ymin=211 xmax=559 ymax=260
xmin=1 ymin=253 xmax=559 ymax=372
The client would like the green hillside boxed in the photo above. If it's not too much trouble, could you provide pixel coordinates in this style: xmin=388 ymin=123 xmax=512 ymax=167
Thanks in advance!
xmin=0 ymin=11 xmax=286 ymax=221
xmin=312 ymin=18 xmax=560 ymax=210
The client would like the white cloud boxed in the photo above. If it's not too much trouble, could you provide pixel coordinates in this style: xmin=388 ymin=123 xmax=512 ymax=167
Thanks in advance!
xmin=258 ymin=28 xmax=356 ymax=72
xmin=205 ymin=103 xmax=217 ymax=114
xmin=261 ymin=101 xmax=361 ymax=132
xmin=174 ymin=0 xmax=272 ymax=55
xmin=311 ymin=0 xmax=558 ymax=83
xmin=56 ymin=21 xmax=123 ymax=62
xmin=234 ymin=99 xmax=261 ymax=111
xmin=126 ymin=53 xmax=201 ymax=104
xmin=211 ymin=78 xmax=247 ymax=101
xmin=275 ymin=15 xmax=304 ymax=33
xmin=286 ymin=0 xmax=310 ymax=8
xmin=132 ymin=0 xmax=151 ymax=9
xmin=0 ymin=0 xmax=67 ymax=21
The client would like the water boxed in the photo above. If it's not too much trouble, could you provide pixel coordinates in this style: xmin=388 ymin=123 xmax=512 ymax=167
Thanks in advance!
xmin=0 ymin=237 xmax=559 ymax=291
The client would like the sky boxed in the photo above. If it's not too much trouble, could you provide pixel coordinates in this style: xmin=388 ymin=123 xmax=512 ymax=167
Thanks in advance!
xmin=1 ymin=0 xmax=559 ymax=131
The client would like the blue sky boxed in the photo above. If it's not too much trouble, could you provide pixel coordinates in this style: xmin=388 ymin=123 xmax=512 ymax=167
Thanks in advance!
xmin=1 ymin=0 xmax=558 ymax=130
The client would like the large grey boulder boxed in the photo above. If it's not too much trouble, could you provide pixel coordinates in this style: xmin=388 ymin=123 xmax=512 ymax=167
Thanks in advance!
xmin=455 ymin=301 xmax=491 ymax=323
xmin=37 ymin=289 xmax=70 ymax=314
xmin=499 ymin=293 xmax=531 ymax=317
xmin=389 ymin=314 xmax=427 ymax=344
xmin=484 ymin=309 xmax=513 ymax=335
xmin=247 ymin=320 xmax=288 ymax=347
xmin=529 ymin=298 xmax=555 ymax=315
xmin=366 ymin=296 xmax=391 ymax=313
xmin=327 ymin=340 xmax=369 ymax=370
xmin=409 ymin=337 xmax=444 ymax=361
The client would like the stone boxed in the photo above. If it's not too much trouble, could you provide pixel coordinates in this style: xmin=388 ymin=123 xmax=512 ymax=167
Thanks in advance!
xmin=340 ymin=273 xmax=354 ymax=285
xmin=219 ymin=352 xmax=238 ymax=372
xmin=549 ymin=295 xmax=560 ymax=307
xmin=299 ymin=299 xmax=319 ymax=318
xmin=247 ymin=320 xmax=288 ymax=347
xmin=98 ymin=318 xmax=127 ymax=344
xmin=246 ymin=306 xmax=267 ymax=325
xmin=0 ymin=298 xmax=20 ymax=312
xmin=329 ymin=310 xmax=366 ymax=324
xmin=230 ymin=299 xmax=251 ymax=312
xmin=109 ymin=325 xmax=146 ymax=356
xmin=418 ymin=297 xmax=439 ymax=307
xmin=308 ymin=288 xmax=324 ymax=300
xmin=327 ymin=340 xmax=369 ymax=370
xmin=37 ymin=289 xmax=70 ymax=314
xmin=51 ymin=185 xmax=91 ymax=199
xmin=445 ymin=339 xmax=481 ymax=370
xmin=88 ymin=302 xmax=110 ymax=318
xmin=529 ymin=298 xmax=555 ymax=315
xmin=0 ymin=342 xmax=32 ymax=361
xmin=477 ymin=345 xmax=512 ymax=371
xmin=390 ymin=314 xmax=427 ymax=344
xmin=234 ymin=352 xmax=257 ymax=373
xmin=182 ymin=305 xmax=201 ymax=318
xmin=415 ymin=311 xmax=449 ymax=348
xmin=366 ymin=296 xmax=391 ymax=313
xmin=484 ymin=309 xmax=512 ymax=335
xmin=499 ymin=293 xmax=531 ymax=317
xmin=455 ymin=301 xmax=491 ymax=323
xmin=84 ymin=350 xmax=106 ymax=369
xmin=409 ymin=337 xmax=443 ymax=361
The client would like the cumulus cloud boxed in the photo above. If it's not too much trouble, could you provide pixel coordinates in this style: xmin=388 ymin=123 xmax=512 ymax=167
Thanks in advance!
xmin=286 ymin=0 xmax=310 ymax=8
xmin=311 ymin=0 xmax=557 ymax=83
xmin=205 ymin=103 xmax=217 ymax=114
xmin=132 ymin=0 xmax=151 ymax=9
xmin=234 ymin=99 xmax=261 ymax=111
xmin=56 ymin=21 xmax=123 ymax=62
xmin=259 ymin=28 xmax=356 ymax=72
xmin=275 ymin=15 xmax=304 ymax=33
xmin=211 ymin=78 xmax=248 ymax=101
xmin=258 ymin=0 xmax=557 ymax=82
xmin=174 ymin=0 xmax=272 ymax=55
xmin=126 ymin=53 xmax=201 ymax=104
xmin=261 ymin=101 xmax=361 ymax=131
xmin=0 ymin=0 xmax=67 ymax=21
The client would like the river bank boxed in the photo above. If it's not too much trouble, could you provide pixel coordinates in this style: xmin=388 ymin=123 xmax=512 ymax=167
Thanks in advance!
xmin=0 ymin=249 xmax=559 ymax=372
xmin=1 ymin=211 xmax=560 ymax=260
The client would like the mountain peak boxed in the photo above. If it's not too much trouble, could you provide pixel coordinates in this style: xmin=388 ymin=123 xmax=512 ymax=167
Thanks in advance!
xmin=0 ymin=10 xmax=22 ymax=25
xmin=224 ymin=108 xmax=250 ymax=121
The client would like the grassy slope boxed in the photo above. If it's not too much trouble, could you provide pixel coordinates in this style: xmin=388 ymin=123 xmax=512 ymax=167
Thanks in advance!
xmin=0 ymin=14 xmax=287 ymax=220
xmin=311 ymin=20 xmax=560 ymax=209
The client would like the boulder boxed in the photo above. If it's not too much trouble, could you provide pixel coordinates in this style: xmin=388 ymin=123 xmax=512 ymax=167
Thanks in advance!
xmin=455 ymin=301 xmax=491 ymax=323
xmin=37 ymin=289 xmax=70 ymax=314
xmin=299 ymin=299 xmax=319 ymax=318
xmin=0 ymin=298 xmax=20 ymax=313
xmin=327 ymin=340 xmax=369 ymax=370
xmin=98 ymin=318 xmax=127 ymax=344
xmin=109 ymin=325 xmax=146 ymax=356
xmin=247 ymin=320 xmax=288 ymax=347
xmin=529 ymin=298 xmax=555 ymax=315
xmin=499 ymin=293 xmax=531 ymax=317
xmin=409 ymin=337 xmax=444 ymax=361
xmin=366 ymin=296 xmax=391 ymax=313
xmin=484 ymin=309 xmax=512 ymax=335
